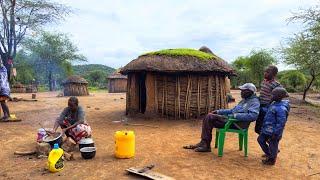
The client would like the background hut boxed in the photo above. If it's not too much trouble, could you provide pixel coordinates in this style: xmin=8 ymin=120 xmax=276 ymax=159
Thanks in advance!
xmin=11 ymin=83 xmax=26 ymax=93
xmin=120 ymin=47 xmax=234 ymax=119
xmin=63 ymin=75 xmax=89 ymax=96
xmin=107 ymin=71 xmax=127 ymax=93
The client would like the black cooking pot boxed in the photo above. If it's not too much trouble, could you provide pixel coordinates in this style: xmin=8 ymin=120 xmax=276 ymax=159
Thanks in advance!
xmin=80 ymin=147 xmax=96 ymax=159
xmin=42 ymin=132 xmax=63 ymax=148
xmin=78 ymin=138 xmax=95 ymax=149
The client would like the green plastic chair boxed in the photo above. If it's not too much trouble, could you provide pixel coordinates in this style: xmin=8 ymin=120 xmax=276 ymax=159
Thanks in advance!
xmin=214 ymin=117 xmax=250 ymax=157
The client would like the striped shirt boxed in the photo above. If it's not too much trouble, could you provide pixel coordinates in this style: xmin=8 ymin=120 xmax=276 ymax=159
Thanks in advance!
xmin=259 ymin=79 xmax=281 ymax=105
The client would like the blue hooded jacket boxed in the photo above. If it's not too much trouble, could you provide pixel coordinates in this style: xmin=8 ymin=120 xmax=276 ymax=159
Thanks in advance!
xmin=217 ymin=94 xmax=260 ymax=121
xmin=261 ymin=100 xmax=290 ymax=137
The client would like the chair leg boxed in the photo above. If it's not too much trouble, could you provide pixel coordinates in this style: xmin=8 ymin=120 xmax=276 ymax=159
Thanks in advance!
xmin=244 ymin=132 xmax=248 ymax=157
xmin=218 ymin=131 xmax=226 ymax=157
xmin=238 ymin=133 xmax=243 ymax=151
xmin=214 ymin=129 xmax=219 ymax=149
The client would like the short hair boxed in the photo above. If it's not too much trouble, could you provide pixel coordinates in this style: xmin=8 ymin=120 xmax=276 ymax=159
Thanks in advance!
xmin=68 ymin=96 xmax=79 ymax=106
xmin=268 ymin=65 xmax=278 ymax=75
xmin=272 ymin=87 xmax=289 ymax=99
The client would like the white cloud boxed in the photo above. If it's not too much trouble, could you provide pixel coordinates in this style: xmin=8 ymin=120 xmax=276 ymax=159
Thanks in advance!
xmin=51 ymin=0 xmax=318 ymax=69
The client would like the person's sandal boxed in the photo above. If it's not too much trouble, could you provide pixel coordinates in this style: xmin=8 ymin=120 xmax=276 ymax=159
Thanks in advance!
xmin=0 ymin=116 xmax=9 ymax=122
xmin=183 ymin=144 xmax=200 ymax=149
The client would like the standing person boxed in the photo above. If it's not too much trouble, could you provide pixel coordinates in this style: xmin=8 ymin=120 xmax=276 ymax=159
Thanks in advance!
xmin=257 ymin=87 xmax=290 ymax=165
xmin=52 ymin=96 xmax=92 ymax=143
xmin=183 ymin=83 xmax=260 ymax=152
xmin=0 ymin=64 xmax=11 ymax=121
xmin=255 ymin=65 xmax=281 ymax=134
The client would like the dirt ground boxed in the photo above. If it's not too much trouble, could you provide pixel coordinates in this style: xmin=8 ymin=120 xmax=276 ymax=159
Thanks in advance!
xmin=1 ymin=90 xmax=320 ymax=180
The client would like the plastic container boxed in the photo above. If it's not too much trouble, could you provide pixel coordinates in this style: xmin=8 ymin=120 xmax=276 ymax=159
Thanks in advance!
xmin=78 ymin=138 xmax=95 ymax=149
xmin=48 ymin=143 xmax=64 ymax=173
xmin=115 ymin=130 xmax=135 ymax=158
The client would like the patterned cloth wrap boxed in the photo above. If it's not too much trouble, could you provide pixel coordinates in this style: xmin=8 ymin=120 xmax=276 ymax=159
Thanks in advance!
xmin=0 ymin=66 xmax=10 ymax=97
xmin=63 ymin=119 xmax=92 ymax=142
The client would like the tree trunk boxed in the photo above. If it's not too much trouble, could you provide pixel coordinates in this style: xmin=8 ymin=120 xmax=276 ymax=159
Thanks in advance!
xmin=49 ymin=71 xmax=53 ymax=91
xmin=302 ymin=75 xmax=315 ymax=101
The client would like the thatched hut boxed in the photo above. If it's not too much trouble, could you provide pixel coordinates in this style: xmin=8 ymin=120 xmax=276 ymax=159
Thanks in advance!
xmin=120 ymin=47 xmax=234 ymax=119
xmin=107 ymin=71 xmax=127 ymax=93
xmin=63 ymin=75 xmax=89 ymax=96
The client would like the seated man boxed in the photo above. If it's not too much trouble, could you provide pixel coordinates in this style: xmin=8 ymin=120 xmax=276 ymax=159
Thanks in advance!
xmin=184 ymin=83 xmax=260 ymax=152
xmin=52 ymin=96 xmax=92 ymax=143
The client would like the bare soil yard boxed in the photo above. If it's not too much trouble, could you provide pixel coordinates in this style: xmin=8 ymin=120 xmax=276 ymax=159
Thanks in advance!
xmin=0 ymin=90 xmax=320 ymax=180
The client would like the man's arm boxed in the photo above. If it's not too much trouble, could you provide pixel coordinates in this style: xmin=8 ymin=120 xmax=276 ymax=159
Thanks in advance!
xmin=217 ymin=108 xmax=234 ymax=116
xmin=62 ymin=107 xmax=86 ymax=131
xmin=233 ymin=100 xmax=260 ymax=121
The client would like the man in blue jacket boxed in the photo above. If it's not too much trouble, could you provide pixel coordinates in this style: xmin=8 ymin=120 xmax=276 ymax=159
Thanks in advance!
xmin=184 ymin=83 xmax=260 ymax=152
xmin=257 ymin=87 xmax=290 ymax=165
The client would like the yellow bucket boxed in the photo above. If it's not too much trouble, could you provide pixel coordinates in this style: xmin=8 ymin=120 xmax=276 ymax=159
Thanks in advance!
xmin=115 ymin=130 xmax=135 ymax=158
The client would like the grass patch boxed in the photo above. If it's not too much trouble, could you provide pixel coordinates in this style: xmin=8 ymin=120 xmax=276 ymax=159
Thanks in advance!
xmin=88 ymin=86 xmax=107 ymax=93
xmin=144 ymin=48 xmax=217 ymax=60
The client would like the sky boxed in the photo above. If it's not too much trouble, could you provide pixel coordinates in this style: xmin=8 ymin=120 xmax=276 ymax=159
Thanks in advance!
xmin=52 ymin=0 xmax=319 ymax=69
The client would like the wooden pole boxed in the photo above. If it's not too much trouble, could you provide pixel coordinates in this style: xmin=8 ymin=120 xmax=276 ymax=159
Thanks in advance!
xmin=178 ymin=76 xmax=181 ymax=119
xmin=154 ymin=75 xmax=158 ymax=113
xmin=162 ymin=76 xmax=165 ymax=116
xmin=197 ymin=77 xmax=200 ymax=117
xmin=215 ymin=76 xmax=219 ymax=110
xmin=184 ymin=75 xmax=190 ymax=119
xmin=207 ymin=76 xmax=212 ymax=113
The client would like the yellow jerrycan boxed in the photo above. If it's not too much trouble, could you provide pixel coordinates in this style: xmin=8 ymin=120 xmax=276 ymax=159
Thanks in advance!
xmin=48 ymin=143 xmax=64 ymax=172
xmin=115 ymin=130 xmax=135 ymax=158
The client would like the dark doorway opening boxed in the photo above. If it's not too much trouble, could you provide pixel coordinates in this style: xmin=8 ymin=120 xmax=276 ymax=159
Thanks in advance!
xmin=138 ymin=72 xmax=147 ymax=113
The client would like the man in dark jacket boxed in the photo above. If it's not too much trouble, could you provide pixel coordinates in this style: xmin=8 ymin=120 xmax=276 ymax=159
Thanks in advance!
xmin=257 ymin=87 xmax=290 ymax=165
xmin=184 ymin=83 xmax=260 ymax=152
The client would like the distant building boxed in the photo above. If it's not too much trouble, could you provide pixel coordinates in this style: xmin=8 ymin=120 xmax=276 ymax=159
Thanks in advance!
xmin=63 ymin=75 xmax=89 ymax=96
xmin=107 ymin=71 xmax=127 ymax=93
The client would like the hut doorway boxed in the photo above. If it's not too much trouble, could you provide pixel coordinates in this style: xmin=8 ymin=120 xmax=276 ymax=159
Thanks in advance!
xmin=138 ymin=72 xmax=146 ymax=113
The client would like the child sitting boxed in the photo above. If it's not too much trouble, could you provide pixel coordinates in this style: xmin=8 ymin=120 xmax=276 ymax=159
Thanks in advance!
xmin=257 ymin=87 xmax=290 ymax=165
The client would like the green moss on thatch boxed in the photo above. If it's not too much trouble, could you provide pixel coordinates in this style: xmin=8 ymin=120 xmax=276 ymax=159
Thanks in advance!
xmin=144 ymin=48 xmax=217 ymax=60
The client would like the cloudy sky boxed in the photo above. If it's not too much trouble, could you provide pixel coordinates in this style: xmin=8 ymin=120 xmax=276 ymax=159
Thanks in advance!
xmin=53 ymin=0 xmax=318 ymax=69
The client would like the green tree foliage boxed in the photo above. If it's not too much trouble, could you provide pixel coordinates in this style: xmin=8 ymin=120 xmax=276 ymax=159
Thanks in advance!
xmin=85 ymin=70 xmax=107 ymax=87
xmin=13 ymin=50 xmax=35 ymax=84
xmin=0 ymin=0 xmax=70 ymax=79
xmin=230 ymin=56 xmax=251 ymax=88
xmin=282 ymin=5 xmax=320 ymax=100
xmin=231 ymin=50 xmax=276 ymax=88
xmin=278 ymin=70 xmax=306 ymax=92
xmin=247 ymin=50 xmax=277 ymax=86
xmin=73 ymin=64 xmax=115 ymax=88
xmin=24 ymin=31 xmax=86 ymax=91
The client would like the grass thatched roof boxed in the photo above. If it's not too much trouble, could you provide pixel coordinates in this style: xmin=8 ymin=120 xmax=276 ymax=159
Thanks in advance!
xmin=120 ymin=48 xmax=234 ymax=75
xmin=63 ymin=75 xmax=88 ymax=85
xmin=107 ymin=71 xmax=127 ymax=79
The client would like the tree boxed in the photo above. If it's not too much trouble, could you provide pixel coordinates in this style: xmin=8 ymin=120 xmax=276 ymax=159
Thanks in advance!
xmin=0 ymin=0 xmax=70 ymax=78
xmin=24 ymin=31 xmax=86 ymax=91
xmin=282 ymin=32 xmax=320 ymax=100
xmin=13 ymin=49 xmax=35 ymax=84
xmin=279 ymin=70 xmax=306 ymax=92
xmin=283 ymin=5 xmax=320 ymax=100
xmin=231 ymin=50 xmax=276 ymax=88
xmin=230 ymin=56 xmax=251 ymax=88
xmin=247 ymin=49 xmax=277 ymax=87
xmin=85 ymin=70 xmax=107 ymax=87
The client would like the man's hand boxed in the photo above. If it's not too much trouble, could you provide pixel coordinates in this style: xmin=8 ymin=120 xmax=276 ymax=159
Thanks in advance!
xmin=62 ymin=128 xmax=68 ymax=134
xmin=212 ymin=110 xmax=218 ymax=114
